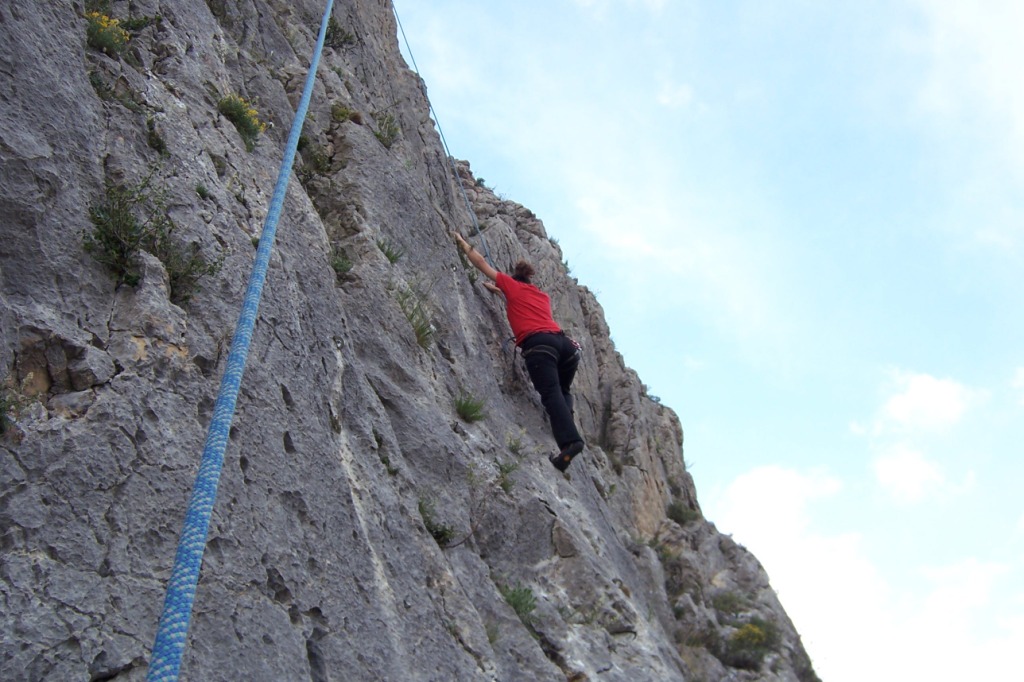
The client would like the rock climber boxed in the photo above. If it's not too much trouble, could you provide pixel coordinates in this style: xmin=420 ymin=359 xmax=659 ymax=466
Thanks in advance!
xmin=453 ymin=232 xmax=585 ymax=471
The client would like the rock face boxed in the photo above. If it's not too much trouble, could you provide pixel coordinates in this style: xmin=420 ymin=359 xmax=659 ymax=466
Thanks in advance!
xmin=0 ymin=1 xmax=818 ymax=681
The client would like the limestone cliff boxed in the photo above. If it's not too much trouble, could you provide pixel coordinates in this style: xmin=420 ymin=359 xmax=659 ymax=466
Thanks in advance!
xmin=0 ymin=1 xmax=818 ymax=680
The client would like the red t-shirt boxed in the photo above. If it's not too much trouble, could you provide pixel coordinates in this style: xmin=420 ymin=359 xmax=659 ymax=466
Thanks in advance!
xmin=495 ymin=272 xmax=561 ymax=345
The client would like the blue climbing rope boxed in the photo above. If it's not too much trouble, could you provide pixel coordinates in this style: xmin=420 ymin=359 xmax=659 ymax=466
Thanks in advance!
xmin=146 ymin=2 xmax=335 ymax=679
xmin=392 ymin=2 xmax=495 ymax=267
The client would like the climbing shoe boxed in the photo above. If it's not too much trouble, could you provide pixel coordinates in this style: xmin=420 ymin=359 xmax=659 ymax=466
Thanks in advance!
xmin=549 ymin=441 xmax=584 ymax=472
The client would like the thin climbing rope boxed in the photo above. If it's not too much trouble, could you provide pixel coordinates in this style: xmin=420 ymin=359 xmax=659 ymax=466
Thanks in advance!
xmin=391 ymin=2 xmax=495 ymax=267
xmin=145 ymin=2 xmax=335 ymax=680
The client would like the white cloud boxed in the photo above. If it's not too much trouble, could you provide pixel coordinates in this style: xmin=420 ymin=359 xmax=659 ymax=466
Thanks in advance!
xmin=921 ymin=558 xmax=1010 ymax=613
xmin=859 ymin=370 xmax=982 ymax=504
xmin=656 ymin=80 xmax=694 ymax=109
xmin=908 ymin=0 xmax=1024 ymax=180
xmin=570 ymin=175 xmax=792 ymax=353
xmin=682 ymin=355 xmax=707 ymax=372
xmin=707 ymin=466 xmax=886 ymax=681
xmin=871 ymin=444 xmax=945 ymax=503
xmin=1012 ymin=367 xmax=1024 ymax=406
xmin=570 ymin=0 xmax=667 ymax=14
xmin=708 ymin=465 xmax=1022 ymax=682
xmin=900 ymin=0 xmax=1024 ymax=253
xmin=711 ymin=465 xmax=841 ymax=533
xmin=878 ymin=369 xmax=983 ymax=433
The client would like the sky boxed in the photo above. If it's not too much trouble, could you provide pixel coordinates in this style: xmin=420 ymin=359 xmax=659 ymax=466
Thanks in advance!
xmin=392 ymin=1 xmax=1024 ymax=679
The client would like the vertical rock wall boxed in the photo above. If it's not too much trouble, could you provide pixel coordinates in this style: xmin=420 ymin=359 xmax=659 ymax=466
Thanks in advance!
xmin=0 ymin=1 xmax=817 ymax=680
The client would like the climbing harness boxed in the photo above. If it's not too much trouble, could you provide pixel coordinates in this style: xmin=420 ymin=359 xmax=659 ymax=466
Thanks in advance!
xmin=391 ymin=2 xmax=495 ymax=267
xmin=145 ymin=2 xmax=335 ymax=680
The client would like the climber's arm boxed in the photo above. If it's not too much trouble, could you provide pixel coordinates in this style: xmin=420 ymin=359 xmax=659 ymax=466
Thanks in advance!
xmin=453 ymin=232 xmax=498 ymax=281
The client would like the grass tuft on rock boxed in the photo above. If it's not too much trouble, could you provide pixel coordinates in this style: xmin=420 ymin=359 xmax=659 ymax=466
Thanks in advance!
xmin=454 ymin=391 xmax=486 ymax=423
xmin=499 ymin=583 xmax=537 ymax=626
xmin=418 ymin=497 xmax=455 ymax=547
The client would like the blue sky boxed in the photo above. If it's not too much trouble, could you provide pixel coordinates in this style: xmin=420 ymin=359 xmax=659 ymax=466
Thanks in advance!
xmin=393 ymin=1 xmax=1024 ymax=679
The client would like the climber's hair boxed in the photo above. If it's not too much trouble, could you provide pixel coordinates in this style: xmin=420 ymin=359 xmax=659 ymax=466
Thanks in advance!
xmin=512 ymin=260 xmax=535 ymax=283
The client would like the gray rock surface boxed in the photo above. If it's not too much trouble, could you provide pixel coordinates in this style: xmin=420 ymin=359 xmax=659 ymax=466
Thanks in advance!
xmin=0 ymin=1 xmax=819 ymax=680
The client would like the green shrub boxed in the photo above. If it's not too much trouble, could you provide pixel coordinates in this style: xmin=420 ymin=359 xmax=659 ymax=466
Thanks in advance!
xmin=667 ymin=501 xmax=700 ymax=526
xmin=1 ymin=374 xmax=34 ymax=436
xmin=218 ymin=94 xmax=267 ymax=152
xmin=298 ymin=145 xmax=331 ymax=184
xmin=195 ymin=183 xmax=211 ymax=200
xmin=122 ymin=15 xmax=161 ymax=32
xmin=0 ymin=397 xmax=9 ymax=435
xmin=88 ymin=70 xmax=144 ymax=112
xmin=330 ymin=246 xmax=353 ymax=280
xmin=499 ymin=583 xmax=537 ymax=625
xmin=376 ymin=239 xmax=404 ymax=263
xmin=86 ymin=181 xmax=151 ymax=285
xmin=1 ymin=389 xmax=21 ymax=435
xmin=89 ymin=71 xmax=113 ymax=100
xmin=711 ymin=591 xmax=747 ymax=617
xmin=331 ymin=103 xmax=362 ymax=124
xmin=85 ymin=177 xmax=219 ymax=303
xmin=496 ymin=459 xmax=518 ymax=494
xmin=715 ymin=618 xmax=780 ymax=670
xmin=454 ymin=391 xmax=486 ymax=423
xmin=378 ymin=452 xmax=398 ymax=476
xmin=86 ymin=11 xmax=129 ymax=56
xmin=393 ymin=284 xmax=433 ymax=349
xmin=418 ymin=497 xmax=454 ymax=547
xmin=506 ymin=430 xmax=524 ymax=455
xmin=152 ymin=236 xmax=221 ymax=305
xmin=309 ymin=146 xmax=331 ymax=174
xmin=373 ymin=111 xmax=400 ymax=148
xmin=324 ymin=16 xmax=355 ymax=49
xmin=146 ymin=117 xmax=168 ymax=156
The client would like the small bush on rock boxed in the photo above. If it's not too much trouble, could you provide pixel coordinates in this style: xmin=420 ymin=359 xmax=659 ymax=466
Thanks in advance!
xmin=331 ymin=103 xmax=362 ymax=124
xmin=496 ymin=459 xmax=518 ymax=493
xmin=393 ymin=284 xmax=433 ymax=349
xmin=325 ymin=17 xmax=356 ymax=49
xmin=711 ymin=591 xmax=747 ymax=617
xmin=373 ymin=111 xmax=400 ymax=148
xmin=667 ymin=501 xmax=700 ymax=526
xmin=218 ymin=94 xmax=267 ymax=152
xmin=499 ymin=583 xmax=537 ymax=626
xmin=506 ymin=430 xmax=524 ymax=455
xmin=0 ymin=373 xmax=35 ymax=437
xmin=153 ymin=236 xmax=221 ymax=305
xmin=122 ymin=15 xmax=162 ymax=32
xmin=714 ymin=618 xmax=780 ymax=671
xmin=331 ymin=246 xmax=353 ymax=280
xmin=418 ymin=497 xmax=454 ymax=547
xmin=86 ymin=11 xmax=129 ymax=56
xmin=454 ymin=391 xmax=486 ymax=423
xmin=376 ymin=239 xmax=404 ymax=263
xmin=86 ymin=179 xmax=160 ymax=286
xmin=85 ymin=176 xmax=220 ymax=303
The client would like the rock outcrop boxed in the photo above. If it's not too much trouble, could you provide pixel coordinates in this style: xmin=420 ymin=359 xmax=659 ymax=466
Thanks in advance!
xmin=0 ymin=1 xmax=818 ymax=680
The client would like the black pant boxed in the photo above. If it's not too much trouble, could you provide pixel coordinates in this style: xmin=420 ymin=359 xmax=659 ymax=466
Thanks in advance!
xmin=521 ymin=332 xmax=583 ymax=450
